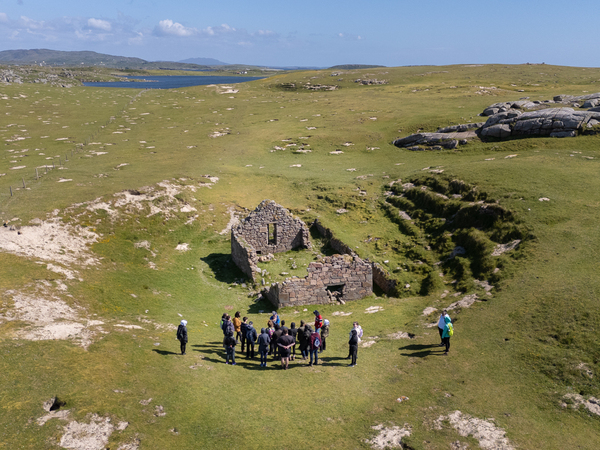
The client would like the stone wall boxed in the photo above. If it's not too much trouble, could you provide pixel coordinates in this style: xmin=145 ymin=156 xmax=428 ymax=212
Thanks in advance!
xmin=231 ymin=232 xmax=259 ymax=281
xmin=231 ymin=200 xmax=311 ymax=282
xmin=232 ymin=200 xmax=310 ymax=255
xmin=263 ymin=254 xmax=373 ymax=308
xmin=372 ymin=262 xmax=398 ymax=296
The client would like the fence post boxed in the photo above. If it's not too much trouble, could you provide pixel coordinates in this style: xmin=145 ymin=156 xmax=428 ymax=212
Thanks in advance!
xmin=9 ymin=186 xmax=12 ymax=197
xmin=22 ymin=178 xmax=25 ymax=189
xmin=36 ymin=168 xmax=38 ymax=180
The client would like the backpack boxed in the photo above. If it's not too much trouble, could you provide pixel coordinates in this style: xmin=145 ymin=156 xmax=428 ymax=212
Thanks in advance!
xmin=246 ymin=327 xmax=256 ymax=343
xmin=313 ymin=335 xmax=321 ymax=349
xmin=176 ymin=325 xmax=184 ymax=341
xmin=447 ymin=323 xmax=454 ymax=337
xmin=225 ymin=321 xmax=234 ymax=337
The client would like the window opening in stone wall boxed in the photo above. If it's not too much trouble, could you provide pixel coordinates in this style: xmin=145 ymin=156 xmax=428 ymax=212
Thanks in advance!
xmin=326 ymin=284 xmax=345 ymax=302
xmin=268 ymin=223 xmax=277 ymax=245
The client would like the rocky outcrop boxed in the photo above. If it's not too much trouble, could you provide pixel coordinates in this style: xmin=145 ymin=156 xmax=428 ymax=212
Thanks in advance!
xmin=480 ymin=107 xmax=600 ymax=139
xmin=393 ymin=92 xmax=600 ymax=149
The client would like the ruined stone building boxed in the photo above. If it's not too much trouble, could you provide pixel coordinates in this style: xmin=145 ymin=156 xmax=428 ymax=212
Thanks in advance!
xmin=231 ymin=200 xmax=311 ymax=281
xmin=232 ymin=200 xmax=378 ymax=308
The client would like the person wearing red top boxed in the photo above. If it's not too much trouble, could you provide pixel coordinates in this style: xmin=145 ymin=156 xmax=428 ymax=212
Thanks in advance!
xmin=313 ymin=310 xmax=323 ymax=332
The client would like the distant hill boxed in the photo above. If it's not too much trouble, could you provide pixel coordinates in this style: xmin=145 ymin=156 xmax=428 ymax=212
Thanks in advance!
xmin=0 ymin=49 xmax=147 ymax=68
xmin=328 ymin=64 xmax=386 ymax=70
xmin=0 ymin=49 xmax=218 ymax=70
xmin=179 ymin=57 xmax=229 ymax=66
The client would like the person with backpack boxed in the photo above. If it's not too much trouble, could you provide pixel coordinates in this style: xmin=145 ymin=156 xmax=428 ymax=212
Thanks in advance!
xmin=246 ymin=321 xmax=257 ymax=359
xmin=224 ymin=334 xmax=237 ymax=365
xmin=309 ymin=326 xmax=321 ymax=366
xmin=348 ymin=329 xmax=359 ymax=367
xmin=257 ymin=328 xmax=271 ymax=367
xmin=289 ymin=322 xmax=298 ymax=361
xmin=176 ymin=320 xmax=188 ymax=355
xmin=442 ymin=315 xmax=453 ymax=355
xmin=320 ymin=319 xmax=330 ymax=353
xmin=437 ymin=310 xmax=450 ymax=346
xmin=240 ymin=317 xmax=248 ymax=353
xmin=222 ymin=314 xmax=234 ymax=350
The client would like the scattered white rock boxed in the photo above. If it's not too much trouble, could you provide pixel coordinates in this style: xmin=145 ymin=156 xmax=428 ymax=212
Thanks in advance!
xmin=175 ymin=243 xmax=190 ymax=251
xmin=564 ymin=394 xmax=600 ymax=416
xmin=365 ymin=306 xmax=384 ymax=313
xmin=59 ymin=414 xmax=115 ymax=450
xmin=434 ymin=411 xmax=514 ymax=450
xmin=387 ymin=331 xmax=415 ymax=339
xmin=492 ymin=240 xmax=521 ymax=256
xmin=365 ymin=423 xmax=411 ymax=449
xmin=539 ymin=197 xmax=550 ymax=202
xmin=331 ymin=311 xmax=353 ymax=316
xmin=422 ymin=307 xmax=437 ymax=316
xmin=447 ymin=294 xmax=480 ymax=311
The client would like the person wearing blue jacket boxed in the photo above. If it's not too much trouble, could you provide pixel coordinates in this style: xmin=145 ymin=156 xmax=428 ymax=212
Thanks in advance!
xmin=442 ymin=315 xmax=453 ymax=355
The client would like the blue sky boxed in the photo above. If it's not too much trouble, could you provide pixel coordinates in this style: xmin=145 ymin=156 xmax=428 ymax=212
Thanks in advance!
xmin=1 ymin=0 xmax=599 ymax=67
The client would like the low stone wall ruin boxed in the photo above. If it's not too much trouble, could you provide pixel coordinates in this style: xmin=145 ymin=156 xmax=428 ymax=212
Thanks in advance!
xmin=263 ymin=254 xmax=373 ymax=308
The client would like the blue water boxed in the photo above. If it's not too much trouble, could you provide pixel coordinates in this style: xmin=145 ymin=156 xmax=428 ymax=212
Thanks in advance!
xmin=83 ymin=75 xmax=265 ymax=89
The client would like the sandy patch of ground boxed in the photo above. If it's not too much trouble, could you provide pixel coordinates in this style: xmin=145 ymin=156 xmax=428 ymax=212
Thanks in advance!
xmin=365 ymin=423 xmax=411 ymax=449
xmin=0 ymin=218 xmax=100 ymax=267
xmin=81 ymin=178 xmax=218 ymax=221
xmin=434 ymin=411 xmax=514 ymax=450
xmin=0 ymin=288 xmax=102 ymax=348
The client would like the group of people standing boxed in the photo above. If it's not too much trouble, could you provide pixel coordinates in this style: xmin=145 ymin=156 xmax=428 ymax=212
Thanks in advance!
xmin=176 ymin=310 xmax=366 ymax=368
xmin=174 ymin=308 xmax=453 ymax=367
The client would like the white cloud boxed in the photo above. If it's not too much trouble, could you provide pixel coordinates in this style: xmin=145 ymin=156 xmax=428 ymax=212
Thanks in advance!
xmin=0 ymin=12 xmax=9 ymax=23
xmin=88 ymin=18 xmax=111 ymax=32
xmin=19 ymin=15 xmax=45 ymax=30
xmin=154 ymin=19 xmax=196 ymax=37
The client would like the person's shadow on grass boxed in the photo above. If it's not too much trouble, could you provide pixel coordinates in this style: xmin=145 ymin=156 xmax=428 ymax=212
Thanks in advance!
xmin=398 ymin=343 xmax=445 ymax=358
xmin=152 ymin=349 xmax=179 ymax=356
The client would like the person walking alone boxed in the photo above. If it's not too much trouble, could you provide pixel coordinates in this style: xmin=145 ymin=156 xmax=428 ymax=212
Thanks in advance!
xmin=442 ymin=315 xmax=453 ymax=355
xmin=176 ymin=320 xmax=188 ymax=355
xmin=348 ymin=329 xmax=358 ymax=367
xmin=437 ymin=310 xmax=449 ymax=346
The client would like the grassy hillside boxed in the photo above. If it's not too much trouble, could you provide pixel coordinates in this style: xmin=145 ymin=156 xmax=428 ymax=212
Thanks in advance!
xmin=1 ymin=63 xmax=600 ymax=449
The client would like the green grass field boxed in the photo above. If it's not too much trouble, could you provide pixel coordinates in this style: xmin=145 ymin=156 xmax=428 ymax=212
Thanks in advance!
xmin=1 ymin=63 xmax=600 ymax=449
